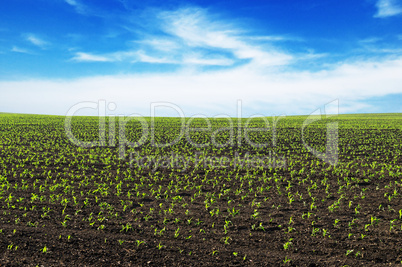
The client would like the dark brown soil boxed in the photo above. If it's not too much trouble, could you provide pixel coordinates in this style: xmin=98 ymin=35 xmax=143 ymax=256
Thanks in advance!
xmin=1 ymin=115 xmax=402 ymax=266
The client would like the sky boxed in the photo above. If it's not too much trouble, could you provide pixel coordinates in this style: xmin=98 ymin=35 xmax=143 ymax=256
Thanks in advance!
xmin=0 ymin=0 xmax=402 ymax=117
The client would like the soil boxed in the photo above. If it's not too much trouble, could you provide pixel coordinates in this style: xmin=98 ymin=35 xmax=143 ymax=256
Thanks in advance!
xmin=0 ymin=116 xmax=402 ymax=266
xmin=1 ymin=165 xmax=402 ymax=266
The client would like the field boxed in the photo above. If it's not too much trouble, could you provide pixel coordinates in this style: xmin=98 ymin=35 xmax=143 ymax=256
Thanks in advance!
xmin=0 ymin=113 xmax=401 ymax=266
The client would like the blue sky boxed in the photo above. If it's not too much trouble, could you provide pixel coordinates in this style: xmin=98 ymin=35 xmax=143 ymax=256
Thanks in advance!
xmin=0 ymin=0 xmax=402 ymax=116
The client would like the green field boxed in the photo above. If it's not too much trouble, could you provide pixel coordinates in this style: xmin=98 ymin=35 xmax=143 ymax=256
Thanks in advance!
xmin=0 ymin=113 xmax=401 ymax=265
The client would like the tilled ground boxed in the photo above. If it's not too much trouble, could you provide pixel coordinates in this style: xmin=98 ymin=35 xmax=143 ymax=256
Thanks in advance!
xmin=0 ymin=114 xmax=402 ymax=266
xmin=1 ymin=167 xmax=402 ymax=266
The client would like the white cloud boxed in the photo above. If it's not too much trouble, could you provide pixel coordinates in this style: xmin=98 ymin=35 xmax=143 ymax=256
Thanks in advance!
xmin=1 ymin=56 xmax=401 ymax=116
xmin=11 ymin=46 xmax=30 ymax=54
xmin=158 ymin=8 xmax=293 ymax=67
xmin=359 ymin=37 xmax=382 ymax=43
xmin=71 ymin=52 xmax=112 ymax=62
xmin=64 ymin=0 xmax=86 ymax=14
xmin=374 ymin=0 xmax=402 ymax=18
xmin=71 ymin=51 xmax=138 ymax=62
xmin=182 ymin=54 xmax=234 ymax=66
xmin=135 ymin=38 xmax=181 ymax=52
xmin=136 ymin=51 xmax=176 ymax=64
xmin=72 ymin=49 xmax=235 ymax=66
xmin=25 ymin=34 xmax=48 ymax=48
xmin=70 ymin=7 xmax=298 ymax=68
xmin=246 ymin=36 xmax=296 ymax=42
xmin=65 ymin=0 xmax=78 ymax=6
